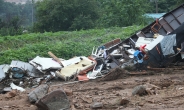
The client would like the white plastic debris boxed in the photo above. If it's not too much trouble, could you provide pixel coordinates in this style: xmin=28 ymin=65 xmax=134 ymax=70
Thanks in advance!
xmin=61 ymin=57 xmax=81 ymax=67
xmin=10 ymin=82 xmax=25 ymax=92
xmin=129 ymin=55 xmax=134 ymax=59
xmin=110 ymin=49 xmax=119 ymax=55
xmin=0 ymin=65 xmax=10 ymax=81
xmin=145 ymin=35 xmax=164 ymax=51
xmin=123 ymin=44 xmax=131 ymax=48
xmin=29 ymin=56 xmax=62 ymax=71
xmin=127 ymin=49 xmax=135 ymax=55
xmin=135 ymin=37 xmax=154 ymax=48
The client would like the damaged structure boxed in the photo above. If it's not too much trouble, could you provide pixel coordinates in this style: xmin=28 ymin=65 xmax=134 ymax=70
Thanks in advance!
xmin=124 ymin=4 xmax=184 ymax=68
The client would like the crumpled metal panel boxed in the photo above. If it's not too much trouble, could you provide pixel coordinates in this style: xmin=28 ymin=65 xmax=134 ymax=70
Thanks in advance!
xmin=11 ymin=60 xmax=42 ymax=77
xmin=0 ymin=64 xmax=10 ymax=82
xmin=29 ymin=56 xmax=62 ymax=73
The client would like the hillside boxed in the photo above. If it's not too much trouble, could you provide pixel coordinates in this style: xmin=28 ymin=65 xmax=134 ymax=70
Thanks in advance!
xmin=0 ymin=26 xmax=143 ymax=64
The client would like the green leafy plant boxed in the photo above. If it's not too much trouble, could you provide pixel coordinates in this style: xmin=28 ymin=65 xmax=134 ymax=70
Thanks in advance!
xmin=0 ymin=25 xmax=143 ymax=64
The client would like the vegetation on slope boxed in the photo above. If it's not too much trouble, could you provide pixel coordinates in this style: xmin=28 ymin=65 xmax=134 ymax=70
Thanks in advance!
xmin=0 ymin=25 xmax=143 ymax=64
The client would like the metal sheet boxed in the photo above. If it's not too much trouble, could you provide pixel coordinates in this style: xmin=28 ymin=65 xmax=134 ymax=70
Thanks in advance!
xmin=11 ymin=60 xmax=43 ymax=77
xmin=135 ymin=37 xmax=154 ymax=48
xmin=145 ymin=35 xmax=164 ymax=51
xmin=165 ymin=14 xmax=175 ymax=23
xmin=144 ymin=32 xmax=154 ymax=38
xmin=29 ymin=56 xmax=62 ymax=71
xmin=159 ymin=18 xmax=173 ymax=32
xmin=158 ymin=28 xmax=167 ymax=35
xmin=169 ymin=19 xmax=180 ymax=30
xmin=136 ymin=31 xmax=146 ymax=37
xmin=177 ymin=14 xmax=184 ymax=23
xmin=172 ymin=7 xmax=184 ymax=17
xmin=0 ymin=65 xmax=6 ymax=81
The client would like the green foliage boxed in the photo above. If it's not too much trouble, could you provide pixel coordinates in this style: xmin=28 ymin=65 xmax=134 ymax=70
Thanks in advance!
xmin=0 ymin=25 xmax=143 ymax=64
xmin=176 ymin=0 xmax=184 ymax=7
xmin=0 ymin=17 xmax=23 ymax=36
xmin=97 ymin=0 xmax=149 ymax=27
xmin=34 ymin=0 xmax=100 ymax=32
xmin=0 ymin=0 xmax=34 ymax=36
xmin=147 ymin=0 xmax=181 ymax=13
xmin=1 ymin=0 xmax=180 ymax=34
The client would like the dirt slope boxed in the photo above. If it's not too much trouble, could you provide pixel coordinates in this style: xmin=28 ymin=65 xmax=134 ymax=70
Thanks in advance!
xmin=1 ymin=70 xmax=184 ymax=110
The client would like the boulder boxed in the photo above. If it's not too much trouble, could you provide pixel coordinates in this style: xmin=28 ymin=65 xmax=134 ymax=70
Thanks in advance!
xmin=36 ymin=89 xmax=70 ymax=110
xmin=90 ymin=102 xmax=103 ymax=109
xmin=28 ymin=84 xmax=49 ymax=103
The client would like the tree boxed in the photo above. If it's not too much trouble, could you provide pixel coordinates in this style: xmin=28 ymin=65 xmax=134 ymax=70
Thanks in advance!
xmin=0 ymin=0 xmax=3 ymax=10
xmin=0 ymin=1 xmax=23 ymax=36
xmin=0 ymin=0 xmax=37 ymax=36
xmin=33 ymin=0 xmax=100 ymax=32
xmin=97 ymin=0 xmax=149 ymax=27
xmin=176 ymin=0 xmax=184 ymax=7
xmin=148 ymin=0 xmax=180 ymax=13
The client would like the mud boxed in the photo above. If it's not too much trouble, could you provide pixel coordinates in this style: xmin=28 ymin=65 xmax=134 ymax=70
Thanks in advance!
xmin=1 ymin=70 xmax=184 ymax=110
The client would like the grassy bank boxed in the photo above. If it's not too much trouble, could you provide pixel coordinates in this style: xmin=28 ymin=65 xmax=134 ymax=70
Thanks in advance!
xmin=0 ymin=25 xmax=143 ymax=64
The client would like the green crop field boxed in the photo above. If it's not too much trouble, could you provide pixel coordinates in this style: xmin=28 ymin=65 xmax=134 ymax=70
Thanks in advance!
xmin=0 ymin=25 xmax=143 ymax=64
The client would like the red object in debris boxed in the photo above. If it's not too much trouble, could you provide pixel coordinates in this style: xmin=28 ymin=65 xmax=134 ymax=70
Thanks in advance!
xmin=78 ymin=74 xmax=89 ymax=81
xmin=140 ymin=44 xmax=146 ymax=54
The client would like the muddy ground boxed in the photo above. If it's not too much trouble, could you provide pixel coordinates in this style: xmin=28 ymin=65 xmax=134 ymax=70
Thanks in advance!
xmin=1 ymin=69 xmax=184 ymax=110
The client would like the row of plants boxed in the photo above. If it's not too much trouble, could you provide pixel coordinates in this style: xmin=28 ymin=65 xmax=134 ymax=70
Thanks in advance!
xmin=0 ymin=25 xmax=143 ymax=64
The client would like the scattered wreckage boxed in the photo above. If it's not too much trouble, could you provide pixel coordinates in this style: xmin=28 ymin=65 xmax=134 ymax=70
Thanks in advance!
xmin=0 ymin=3 xmax=184 ymax=110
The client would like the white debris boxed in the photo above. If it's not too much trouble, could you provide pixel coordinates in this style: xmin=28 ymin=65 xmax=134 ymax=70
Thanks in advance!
xmin=127 ymin=49 xmax=135 ymax=55
xmin=61 ymin=57 xmax=81 ymax=67
xmin=145 ymin=35 xmax=164 ymax=51
xmin=135 ymin=37 xmax=154 ymax=48
xmin=10 ymin=82 xmax=25 ymax=92
xmin=29 ymin=56 xmax=62 ymax=71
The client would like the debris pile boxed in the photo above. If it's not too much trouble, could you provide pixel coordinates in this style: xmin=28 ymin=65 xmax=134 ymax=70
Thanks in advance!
xmin=0 ymin=3 xmax=184 ymax=110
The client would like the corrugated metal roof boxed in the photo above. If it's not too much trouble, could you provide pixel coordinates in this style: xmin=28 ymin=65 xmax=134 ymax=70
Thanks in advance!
xmin=145 ymin=13 xmax=166 ymax=19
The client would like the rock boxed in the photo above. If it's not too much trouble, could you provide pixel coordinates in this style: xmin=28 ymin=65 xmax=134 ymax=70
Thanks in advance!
xmin=138 ymin=101 xmax=145 ymax=106
xmin=4 ymin=106 xmax=10 ymax=108
xmin=90 ymin=102 xmax=103 ymax=109
xmin=5 ymin=90 xmax=17 ymax=98
xmin=64 ymin=88 xmax=73 ymax=96
xmin=132 ymin=85 xmax=147 ymax=96
xmin=122 ymin=82 xmax=128 ymax=85
xmin=36 ymin=89 xmax=70 ymax=110
xmin=71 ymin=105 xmax=77 ymax=110
xmin=11 ymin=105 xmax=17 ymax=108
xmin=81 ymin=96 xmax=93 ymax=103
xmin=108 ymin=97 xmax=120 ymax=106
xmin=179 ymin=87 xmax=184 ymax=90
xmin=109 ymin=97 xmax=129 ymax=106
xmin=85 ymin=104 xmax=90 ymax=108
xmin=73 ymin=98 xmax=77 ymax=103
xmin=120 ymin=97 xmax=130 ymax=105
xmin=118 ymin=89 xmax=132 ymax=97
xmin=28 ymin=84 xmax=49 ymax=103
xmin=74 ymin=103 xmax=81 ymax=109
